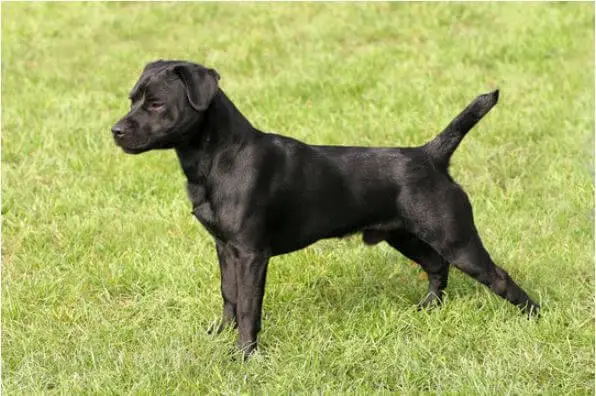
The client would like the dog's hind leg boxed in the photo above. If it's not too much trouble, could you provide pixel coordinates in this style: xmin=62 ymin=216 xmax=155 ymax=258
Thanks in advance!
xmin=385 ymin=230 xmax=450 ymax=308
xmin=405 ymin=186 xmax=540 ymax=316
xmin=436 ymin=233 xmax=540 ymax=316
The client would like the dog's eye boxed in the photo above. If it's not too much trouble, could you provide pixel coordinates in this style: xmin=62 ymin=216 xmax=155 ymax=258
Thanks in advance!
xmin=149 ymin=102 xmax=164 ymax=110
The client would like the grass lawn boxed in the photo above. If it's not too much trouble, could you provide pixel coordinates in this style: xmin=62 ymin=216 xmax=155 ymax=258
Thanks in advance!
xmin=2 ymin=2 xmax=594 ymax=394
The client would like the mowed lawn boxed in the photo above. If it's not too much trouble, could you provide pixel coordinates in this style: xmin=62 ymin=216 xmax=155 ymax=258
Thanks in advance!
xmin=2 ymin=2 xmax=594 ymax=394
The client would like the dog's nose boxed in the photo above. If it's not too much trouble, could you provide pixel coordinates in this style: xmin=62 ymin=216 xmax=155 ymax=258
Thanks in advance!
xmin=111 ymin=125 xmax=125 ymax=137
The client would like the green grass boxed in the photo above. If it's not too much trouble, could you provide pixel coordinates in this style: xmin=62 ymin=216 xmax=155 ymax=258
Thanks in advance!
xmin=2 ymin=2 xmax=594 ymax=394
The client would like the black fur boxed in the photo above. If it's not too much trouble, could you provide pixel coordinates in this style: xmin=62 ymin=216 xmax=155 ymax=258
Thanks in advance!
xmin=112 ymin=60 xmax=540 ymax=358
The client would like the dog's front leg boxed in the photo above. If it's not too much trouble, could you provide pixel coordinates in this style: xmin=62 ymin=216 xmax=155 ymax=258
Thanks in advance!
xmin=235 ymin=249 xmax=269 ymax=359
xmin=208 ymin=240 xmax=238 ymax=335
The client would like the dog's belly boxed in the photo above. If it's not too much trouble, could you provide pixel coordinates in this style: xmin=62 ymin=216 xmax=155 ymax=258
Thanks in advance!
xmin=268 ymin=217 xmax=403 ymax=256
xmin=266 ymin=194 xmax=402 ymax=256
xmin=268 ymin=225 xmax=357 ymax=255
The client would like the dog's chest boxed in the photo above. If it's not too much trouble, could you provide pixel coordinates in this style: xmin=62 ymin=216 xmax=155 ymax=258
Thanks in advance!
xmin=186 ymin=181 xmax=224 ymax=240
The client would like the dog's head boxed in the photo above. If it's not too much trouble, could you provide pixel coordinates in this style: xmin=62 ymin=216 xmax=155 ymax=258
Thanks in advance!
xmin=111 ymin=60 xmax=220 ymax=154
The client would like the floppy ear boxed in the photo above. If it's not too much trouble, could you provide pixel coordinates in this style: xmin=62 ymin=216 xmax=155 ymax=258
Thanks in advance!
xmin=173 ymin=64 xmax=220 ymax=111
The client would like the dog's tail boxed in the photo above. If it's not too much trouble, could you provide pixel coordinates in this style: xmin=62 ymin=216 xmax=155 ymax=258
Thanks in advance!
xmin=423 ymin=89 xmax=499 ymax=169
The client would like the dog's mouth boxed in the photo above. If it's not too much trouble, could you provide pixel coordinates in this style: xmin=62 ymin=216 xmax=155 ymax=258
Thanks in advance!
xmin=112 ymin=134 xmax=151 ymax=154
xmin=114 ymin=131 xmax=184 ymax=154
xmin=112 ymin=123 xmax=194 ymax=155
xmin=120 ymin=145 xmax=150 ymax=154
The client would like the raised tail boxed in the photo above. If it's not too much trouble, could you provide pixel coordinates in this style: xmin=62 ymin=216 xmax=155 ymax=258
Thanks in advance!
xmin=423 ymin=89 xmax=499 ymax=169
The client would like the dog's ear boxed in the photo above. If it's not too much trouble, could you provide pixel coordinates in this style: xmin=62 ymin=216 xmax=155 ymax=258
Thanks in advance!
xmin=173 ymin=64 xmax=220 ymax=112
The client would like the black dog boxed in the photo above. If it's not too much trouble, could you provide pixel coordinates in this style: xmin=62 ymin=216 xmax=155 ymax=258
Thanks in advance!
xmin=112 ymin=60 xmax=539 ymax=357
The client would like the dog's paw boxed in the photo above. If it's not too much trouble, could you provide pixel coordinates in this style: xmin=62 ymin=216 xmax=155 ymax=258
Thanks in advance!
xmin=236 ymin=340 xmax=258 ymax=362
xmin=416 ymin=292 xmax=443 ymax=310
xmin=524 ymin=302 xmax=541 ymax=319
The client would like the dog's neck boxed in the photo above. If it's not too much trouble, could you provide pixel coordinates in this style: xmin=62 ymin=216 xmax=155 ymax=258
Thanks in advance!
xmin=175 ymin=90 xmax=258 ymax=184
